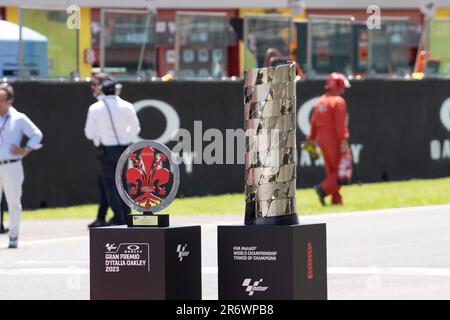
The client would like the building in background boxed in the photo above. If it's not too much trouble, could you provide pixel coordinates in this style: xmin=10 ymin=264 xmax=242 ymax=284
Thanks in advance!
xmin=0 ymin=0 xmax=449 ymax=79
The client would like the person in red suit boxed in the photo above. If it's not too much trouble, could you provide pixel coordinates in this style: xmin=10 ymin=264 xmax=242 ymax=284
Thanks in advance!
xmin=308 ymin=72 xmax=351 ymax=205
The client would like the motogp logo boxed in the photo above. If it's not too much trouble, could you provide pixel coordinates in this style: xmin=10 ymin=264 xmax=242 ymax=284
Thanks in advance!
xmin=176 ymin=244 xmax=190 ymax=262
xmin=105 ymin=243 xmax=117 ymax=252
xmin=242 ymin=278 xmax=269 ymax=296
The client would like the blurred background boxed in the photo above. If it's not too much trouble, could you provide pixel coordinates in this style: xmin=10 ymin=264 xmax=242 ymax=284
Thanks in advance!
xmin=2 ymin=1 xmax=450 ymax=302
xmin=0 ymin=0 xmax=449 ymax=80
xmin=0 ymin=0 xmax=450 ymax=210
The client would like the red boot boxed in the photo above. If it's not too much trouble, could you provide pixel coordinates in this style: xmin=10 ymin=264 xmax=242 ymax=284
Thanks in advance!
xmin=331 ymin=193 xmax=343 ymax=205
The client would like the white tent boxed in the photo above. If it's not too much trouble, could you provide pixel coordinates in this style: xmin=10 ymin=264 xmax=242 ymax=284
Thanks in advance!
xmin=0 ymin=20 xmax=47 ymax=42
xmin=0 ymin=20 xmax=48 ymax=78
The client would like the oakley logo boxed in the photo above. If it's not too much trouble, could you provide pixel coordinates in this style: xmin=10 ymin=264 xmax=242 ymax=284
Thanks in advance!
xmin=127 ymin=245 xmax=140 ymax=251
xmin=440 ymin=97 xmax=450 ymax=132
xmin=133 ymin=99 xmax=180 ymax=145
xmin=297 ymin=97 xmax=319 ymax=137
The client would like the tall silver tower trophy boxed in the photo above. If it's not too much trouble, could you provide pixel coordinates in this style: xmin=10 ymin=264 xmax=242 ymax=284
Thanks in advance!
xmin=244 ymin=63 xmax=298 ymax=225
xmin=218 ymin=63 xmax=327 ymax=300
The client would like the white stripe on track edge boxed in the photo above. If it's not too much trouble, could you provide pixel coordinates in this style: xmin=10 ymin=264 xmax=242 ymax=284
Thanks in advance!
xmin=7 ymin=203 xmax=450 ymax=246
xmin=17 ymin=236 xmax=88 ymax=246
xmin=202 ymin=266 xmax=450 ymax=277
xmin=0 ymin=265 xmax=448 ymax=277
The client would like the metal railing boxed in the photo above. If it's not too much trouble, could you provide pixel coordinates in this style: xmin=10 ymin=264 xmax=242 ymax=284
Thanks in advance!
xmin=243 ymin=14 xmax=293 ymax=70
xmin=100 ymin=8 xmax=156 ymax=78
xmin=367 ymin=17 xmax=411 ymax=78
xmin=2 ymin=8 xmax=448 ymax=81
xmin=307 ymin=15 xmax=354 ymax=77
xmin=175 ymin=11 xmax=228 ymax=79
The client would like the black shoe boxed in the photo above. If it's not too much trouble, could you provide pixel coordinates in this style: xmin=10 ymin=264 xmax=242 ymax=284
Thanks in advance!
xmin=8 ymin=237 xmax=18 ymax=249
xmin=88 ymin=219 xmax=107 ymax=228
xmin=107 ymin=218 xmax=127 ymax=226
xmin=314 ymin=185 xmax=326 ymax=206
xmin=106 ymin=219 xmax=120 ymax=226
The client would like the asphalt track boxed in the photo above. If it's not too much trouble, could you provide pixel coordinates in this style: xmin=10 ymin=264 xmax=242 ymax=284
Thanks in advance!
xmin=0 ymin=204 xmax=449 ymax=300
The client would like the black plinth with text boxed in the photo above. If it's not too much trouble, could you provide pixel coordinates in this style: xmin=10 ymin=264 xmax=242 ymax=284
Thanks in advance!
xmin=90 ymin=225 xmax=201 ymax=300
xmin=218 ymin=223 xmax=327 ymax=300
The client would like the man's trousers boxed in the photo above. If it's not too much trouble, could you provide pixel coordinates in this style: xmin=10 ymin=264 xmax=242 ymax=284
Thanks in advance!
xmin=0 ymin=161 xmax=24 ymax=239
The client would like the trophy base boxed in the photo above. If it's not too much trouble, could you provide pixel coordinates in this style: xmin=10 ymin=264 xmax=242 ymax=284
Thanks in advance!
xmin=245 ymin=213 xmax=299 ymax=226
xmin=127 ymin=214 xmax=169 ymax=228
xmin=90 ymin=225 xmax=201 ymax=300
xmin=218 ymin=223 xmax=327 ymax=300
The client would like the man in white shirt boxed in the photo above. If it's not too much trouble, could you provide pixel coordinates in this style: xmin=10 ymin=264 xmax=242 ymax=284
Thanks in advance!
xmin=85 ymin=79 xmax=141 ymax=226
xmin=0 ymin=83 xmax=43 ymax=249
xmin=87 ymin=73 xmax=127 ymax=228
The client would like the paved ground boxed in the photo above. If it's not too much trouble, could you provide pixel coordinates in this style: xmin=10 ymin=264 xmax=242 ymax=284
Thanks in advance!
xmin=0 ymin=204 xmax=449 ymax=300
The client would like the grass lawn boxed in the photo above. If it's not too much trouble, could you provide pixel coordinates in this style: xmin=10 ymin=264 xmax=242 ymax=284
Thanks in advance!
xmin=10 ymin=177 xmax=450 ymax=220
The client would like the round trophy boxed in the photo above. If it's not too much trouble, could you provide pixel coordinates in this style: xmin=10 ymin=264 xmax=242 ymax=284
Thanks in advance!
xmin=115 ymin=140 xmax=180 ymax=227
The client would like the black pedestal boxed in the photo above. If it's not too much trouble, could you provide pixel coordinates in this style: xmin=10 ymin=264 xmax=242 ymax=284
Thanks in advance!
xmin=90 ymin=225 xmax=201 ymax=300
xmin=218 ymin=223 xmax=327 ymax=300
